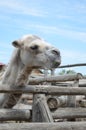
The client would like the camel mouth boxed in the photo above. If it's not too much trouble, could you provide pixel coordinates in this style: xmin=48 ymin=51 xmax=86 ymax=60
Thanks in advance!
xmin=50 ymin=59 xmax=61 ymax=69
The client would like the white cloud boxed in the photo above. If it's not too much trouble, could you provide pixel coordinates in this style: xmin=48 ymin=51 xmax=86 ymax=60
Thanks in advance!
xmin=21 ymin=24 xmax=86 ymax=43
xmin=0 ymin=0 xmax=47 ymax=17
xmin=0 ymin=10 xmax=86 ymax=43
xmin=13 ymin=21 xmax=86 ymax=43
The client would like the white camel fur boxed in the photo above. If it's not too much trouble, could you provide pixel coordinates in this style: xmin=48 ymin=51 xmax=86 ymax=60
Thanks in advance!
xmin=0 ymin=34 xmax=61 ymax=108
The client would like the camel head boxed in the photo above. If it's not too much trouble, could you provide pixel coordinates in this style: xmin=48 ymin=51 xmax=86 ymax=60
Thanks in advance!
xmin=12 ymin=35 xmax=61 ymax=69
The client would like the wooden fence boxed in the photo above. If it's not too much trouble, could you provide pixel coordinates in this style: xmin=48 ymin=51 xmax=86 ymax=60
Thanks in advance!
xmin=0 ymin=63 xmax=86 ymax=130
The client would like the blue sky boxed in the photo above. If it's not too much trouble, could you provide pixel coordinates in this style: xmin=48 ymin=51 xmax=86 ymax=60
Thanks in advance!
xmin=0 ymin=0 xmax=86 ymax=74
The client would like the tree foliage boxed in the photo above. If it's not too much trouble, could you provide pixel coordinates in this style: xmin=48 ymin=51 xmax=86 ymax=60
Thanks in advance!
xmin=59 ymin=69 xmax=76 ymax=75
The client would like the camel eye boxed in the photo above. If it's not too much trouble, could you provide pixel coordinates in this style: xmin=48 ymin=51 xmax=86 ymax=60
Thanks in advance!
xmin=30 ymin=45 xmax=39 ymax=50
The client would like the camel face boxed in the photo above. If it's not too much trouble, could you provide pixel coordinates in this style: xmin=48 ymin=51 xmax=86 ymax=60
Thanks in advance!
xmin=12 ymin=35 xmax=61 ymax=69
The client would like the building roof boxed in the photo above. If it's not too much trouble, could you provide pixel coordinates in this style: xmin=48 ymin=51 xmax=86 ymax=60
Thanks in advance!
xmin=0 ymin=63 xmax=5 ymax=66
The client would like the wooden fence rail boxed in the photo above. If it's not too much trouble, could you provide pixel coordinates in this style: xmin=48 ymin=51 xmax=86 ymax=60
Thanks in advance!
xmin=52 ymin=107 xmax=86 ymax=119
xmin=0 ymin=109 xmax=31 ymax=121
xmin=58 ymin=63 xmax=86 ymax=68
xmin=29 ymin=73 xmax=83 ymax=84
xmin=0 ymin=122 xmax=86 ymax=130
xmin=0 ymin=107 xmax=86 ymax=121
xmin=0 ymin=85 xmax=86 ymax=95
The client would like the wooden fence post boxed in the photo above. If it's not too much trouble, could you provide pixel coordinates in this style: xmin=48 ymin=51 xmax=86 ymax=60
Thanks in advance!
xmin=32 ymin=94 xmax=53 ymax=122
xmin=67 ymin=79 xmax=79 ymax=121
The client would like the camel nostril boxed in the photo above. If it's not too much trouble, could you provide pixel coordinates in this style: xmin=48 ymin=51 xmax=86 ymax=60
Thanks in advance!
xmin=52 ymin=50 xmax=60 ymax=55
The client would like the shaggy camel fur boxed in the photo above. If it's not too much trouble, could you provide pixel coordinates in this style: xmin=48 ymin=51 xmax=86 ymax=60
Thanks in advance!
xmin=0 ymin=34 xmax=61 ymax=108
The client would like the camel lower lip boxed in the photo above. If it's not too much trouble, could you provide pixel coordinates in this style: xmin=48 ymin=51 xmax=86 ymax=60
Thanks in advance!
xmin=52 ymin=63 xmax=60 ymax=68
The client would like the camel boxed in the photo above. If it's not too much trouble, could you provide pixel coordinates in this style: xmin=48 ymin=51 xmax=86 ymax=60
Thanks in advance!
xmin=0 ymin=34 xmax=61 ymax=108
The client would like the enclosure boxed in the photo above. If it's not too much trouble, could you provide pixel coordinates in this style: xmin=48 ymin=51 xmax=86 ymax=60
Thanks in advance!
xmin=0 ymin=63 xmax=86 ymax=130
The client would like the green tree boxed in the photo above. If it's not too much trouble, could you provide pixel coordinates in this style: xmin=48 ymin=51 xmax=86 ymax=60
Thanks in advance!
xmin=59 ymin=69 xmax=76 ymax=75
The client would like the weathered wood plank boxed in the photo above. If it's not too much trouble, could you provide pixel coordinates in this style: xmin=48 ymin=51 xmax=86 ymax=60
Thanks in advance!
xmin=29 ymin=73 xmax=83 ymax=84
xmin=79 ymin=84 xmax=86 ymax=87
xmin=67 ymin=80 xmax=79 ymax=121
xmin=52 ymin=107 xmax=86 ymax=119
xmin=0 ymin=109 xmax=31 ymax=121
xmin=0 ymin=108 xmax=86 ymax=121
xmin=0 ymin=85 xmax=86 ymax=95
xmin=0 ymin=122 xmax=86 ymax=130
xmin=58 ymin=63 xmax=86 ymax=68
xmin=67 ymin=80 xmax=79 ymax=107
xmin=47 ymin=95 xmax=85 ymax=110
xmin=47 ymin=96 xmax=67 ymax=111
xmin=32 ymin=94 xmax=53 ymax=122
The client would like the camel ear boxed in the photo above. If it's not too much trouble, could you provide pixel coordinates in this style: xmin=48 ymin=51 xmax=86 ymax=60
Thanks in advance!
xmin=12 ymin=40 xmax=21 ymax=48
